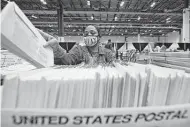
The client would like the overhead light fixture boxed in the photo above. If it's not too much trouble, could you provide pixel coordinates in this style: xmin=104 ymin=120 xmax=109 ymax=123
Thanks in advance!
xmin=166 ymin=17 xmax=171 ymax=21
xmin=121 ymin=33 xmax=124 ymax=35
xmin=120 ymin=1 xmax=125 ymax=7
xmin=31 ymin=15 xmax=38 ymax=19
xmin=150 ymin=33 xmax=153 ymax=36
xmin=87 ymin=1 xmax=90 ymax=6
xmin=137 ymin=16 xmax=141 ymax=21
xmin=111 ymin=25 xmax=115 ymax=28
xmin=91 ymin=15 xmax=94 ymax=20
xmin=159 ymin=30 xmax=162 ymax=32
xmin=114 ymin=16 xmax=118 ymax=21
xmin=43 ymin=1 xmax=47 ymax=5
xmin=150 ymin=2 xmax=156 ymax=8
xmin=40 ymin=0 xmax=47 ymax=5
xmin=162 ymin=34 xmax=165 ymax=36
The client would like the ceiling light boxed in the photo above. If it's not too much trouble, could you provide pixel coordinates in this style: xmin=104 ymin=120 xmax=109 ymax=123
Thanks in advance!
xmin=43 ymin=1 xmax=47 ymax=5
xmin=114 ymin=16 xmax=118 ymax=21
xmin=159 ymin=30 xmax=162 ymax=32
xmin=162 ymin=34 xmax=165 ymax=36
xmin=150 ymin=33 xmax=153 ymax=36
xmin=87 ymin=1 xmax=90 ymax=6
xmin=121 ymin=33 xmax=124 ymax=35
xmin=111 ymin=25 xmax=115 ymax=28
xmin=120 ymin=1 xmax=125 ymax=7
xmin=40 ymin=0 xmax=47 ymax=5
xmin=166 ymin=17 xmax=171 ymax=21
xmin=150 ymin=2 xmax=156 ymax=8
xmin=91 ymin=15 xmax=94 ymax=20
xmin=31 ymin=15 xmax=38 ymax=19
xmin=137 ymin=16 xmax=141 ymax=20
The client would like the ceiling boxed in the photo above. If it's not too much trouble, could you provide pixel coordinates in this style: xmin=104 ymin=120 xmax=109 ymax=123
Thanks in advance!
xmin=1 ymin=0 xmax=189 ymax=37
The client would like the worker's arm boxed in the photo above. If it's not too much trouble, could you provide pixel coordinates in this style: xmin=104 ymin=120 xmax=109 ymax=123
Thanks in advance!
xmin=38 ymin=29 xmax=82 ymax=65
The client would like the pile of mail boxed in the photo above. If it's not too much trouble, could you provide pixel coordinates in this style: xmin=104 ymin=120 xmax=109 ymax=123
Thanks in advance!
xmin=150 ymin=52 xmax=190 ymax=73
xmin=2 ymin=63 xmax=190 ymax=109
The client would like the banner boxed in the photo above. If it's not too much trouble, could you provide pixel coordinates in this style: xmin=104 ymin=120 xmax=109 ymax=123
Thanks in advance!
xmin=2 ymin=104 xmax=190 ymax=127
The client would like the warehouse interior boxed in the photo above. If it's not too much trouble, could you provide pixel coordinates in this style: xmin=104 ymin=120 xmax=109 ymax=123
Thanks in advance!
xmin=1 ymin=0 xmax=190 ymax=53
xmin=1 ymin=1 xmax=190 ymax=126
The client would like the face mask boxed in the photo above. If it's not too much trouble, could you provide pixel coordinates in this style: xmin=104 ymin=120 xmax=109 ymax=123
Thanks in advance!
xmin=84 ymin=36 xmax=98 ymax=46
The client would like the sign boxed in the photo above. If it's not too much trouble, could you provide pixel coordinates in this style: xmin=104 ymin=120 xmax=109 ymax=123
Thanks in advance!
xmin=2 ymin=104 xmax=190 ymax=127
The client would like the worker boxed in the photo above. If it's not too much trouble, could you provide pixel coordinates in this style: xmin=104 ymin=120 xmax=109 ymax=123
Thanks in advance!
xmin=39 ymin=25 xmax=115 ymax=65
xmin=105 ymin=39 xmax=113 ymax=51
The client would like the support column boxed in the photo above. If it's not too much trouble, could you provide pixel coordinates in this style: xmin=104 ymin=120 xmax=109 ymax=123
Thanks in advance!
xmin=179 ymin=29 xmax=182 ymax=42
xmin=137 ymin=28 xmax=141 ymax=52
xmin=57 ymin=0 xmax=64 ymax=36
xmin=137 ymin=28 xmax=140 ymax=43
xmin=182 ymin=0 xmax=190 ymax=50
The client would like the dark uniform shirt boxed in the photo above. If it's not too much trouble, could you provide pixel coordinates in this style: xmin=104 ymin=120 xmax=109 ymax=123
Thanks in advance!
xmin=54 ymin=44 xmax=114 ymax=65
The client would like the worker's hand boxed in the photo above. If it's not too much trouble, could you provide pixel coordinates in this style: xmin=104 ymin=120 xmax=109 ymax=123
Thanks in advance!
xmin=43 ymin=38 xmax=59 ymax=50
xmin=38 ymin=29 xmax=59 ymax=50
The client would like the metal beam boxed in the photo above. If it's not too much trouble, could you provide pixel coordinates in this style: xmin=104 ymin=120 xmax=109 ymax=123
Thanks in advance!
xmin=22 ymin=10 xmax=182 ymax=16
xmin=34 ymin=24 xmax=180 ymax=29
xmin=31 ymin=21 xmax=182 ymax=26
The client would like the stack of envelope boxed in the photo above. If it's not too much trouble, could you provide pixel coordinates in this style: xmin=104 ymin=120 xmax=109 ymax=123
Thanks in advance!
xmin=2 ymin=63 xmax=190 ymax=109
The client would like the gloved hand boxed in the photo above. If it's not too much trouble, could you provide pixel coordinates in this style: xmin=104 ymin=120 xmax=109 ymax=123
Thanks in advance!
xmin=38 ymin=29 xmax=59 ymax=50
xmin=43 ymin=38 xmax=59 ymax=50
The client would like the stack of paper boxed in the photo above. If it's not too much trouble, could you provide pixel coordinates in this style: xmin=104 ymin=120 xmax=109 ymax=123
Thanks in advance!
xmin=2 ymin=63 xmax=190 ymax=109
xmin=150 ymin=52 xmax=190 ymax=73
xmin=1 ymin=2 xmax=54 ymax=68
